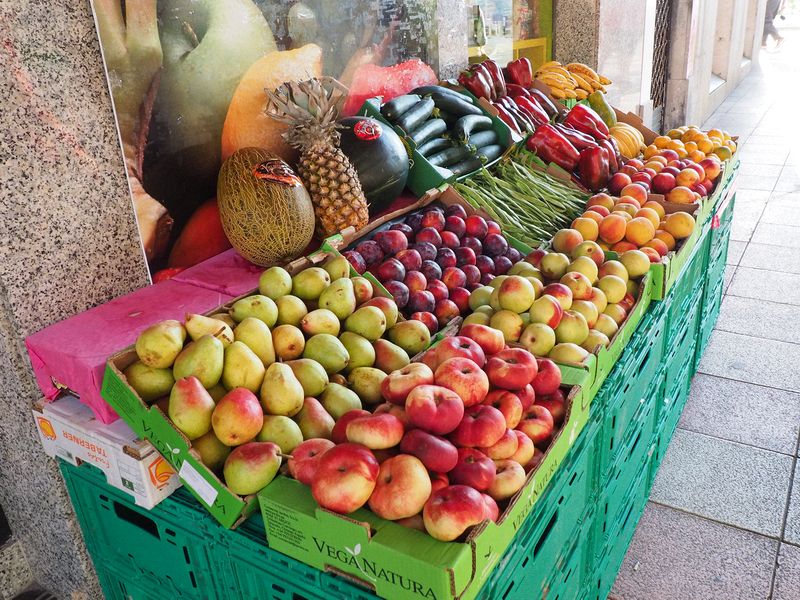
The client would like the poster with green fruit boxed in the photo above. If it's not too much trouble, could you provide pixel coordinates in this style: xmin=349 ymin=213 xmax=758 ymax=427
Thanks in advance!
xmin=91 ymin=0 xmax=447 ymax=277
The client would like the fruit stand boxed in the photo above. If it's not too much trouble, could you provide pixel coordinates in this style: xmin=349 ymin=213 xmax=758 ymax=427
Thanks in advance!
xmin=27 ymin=44 xmax=739 ymax=600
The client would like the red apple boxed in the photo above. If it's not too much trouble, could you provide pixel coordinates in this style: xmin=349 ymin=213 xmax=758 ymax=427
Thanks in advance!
xmin=331 ymin=409 xmax=372 ymax=444
xmin=346 ymin=413 xmax=405 ymax=449
xmin=532 ymin=358 xmax=562 ymax=395
xmin=373 ymin=403 xmax=411 ymax=429
xmin=481 ymin=493 xmax=499 ymax=522
xmin=435 ymin=357 xmax=490 ymax=407
xmin=288 ymin=438 xmax=336 ymax=485
xmin=460 ymin=323 xmax=505 ymax=356
xmin=509 ymin=431 xmax=535 ymax=466
xmin=448 ymin=448 xmax=496 ymax=491
xmin=535 ymin=390 xmax=566 ymax=426
xmin=400 ymin=429 xmax=459 ymax=473
xmin=311 ymin=443 xmax=379 ymax=513
xmin=481 ymin=428 xmax=519 ymax=460
xmin=381 ymin=363 xmax=435 ymax=405
xmin=486 ymin=348 xmax=539 ymax=390
xmin=368 ymin=454 xmax=432 ymax=520
xmin=449 ymin=404 xmax=507 ymax=448
xmin=487 ymin=459 xmax=527 ymax=501
xmin=423 ymin=485 xmax=487 ymax=541
xmin=517 ymin=405 xmax=554 ymax=448
xmin=483 ymin=389 xmax=523 ymax=428
xmin=405 ymin=385 xmax=466 ymax=435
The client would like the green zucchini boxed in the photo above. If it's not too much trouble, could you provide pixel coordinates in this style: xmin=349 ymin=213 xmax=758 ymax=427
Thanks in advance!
xmin=430 ymin=93 xmax=484 ymax=117
xmin=466 ymin=130 xmax=499 ymax=148
xmin=394 ymin=97 xmax=436 ymax=132
xmin=449 ymin=156 xmax=486 ymax=177
xmin=476 ymin=144 xmax=504 ymax=162
xmin=409 ymin=118 xmax=448 ymax=146
xmin=453 ymin=115 xmax=493 ymax=143
xmin=410 ymin=85 xmax=468 ymax=100
xmin=427 ymin=145 xmax=476 ymax=167
xmin=381 ymin=95 xmax=421 ymax=121
xmin=417 ymin=137 xmax=453 ymax=157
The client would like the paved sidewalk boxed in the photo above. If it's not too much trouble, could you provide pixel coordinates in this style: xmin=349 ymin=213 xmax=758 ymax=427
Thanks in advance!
xmin=612 ymin=32 xmax=800 ymax=599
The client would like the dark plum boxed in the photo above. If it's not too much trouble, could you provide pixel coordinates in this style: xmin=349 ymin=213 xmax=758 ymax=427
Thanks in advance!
xmin=462 ymin=264 xmax=481 ymax=286
xmin=441 ymin=231 xmax=460 ymax=249
xmin=444 ymin=204 xmax=468 ymax=219
xmin=505 ymin=247 xmax=523 ymax=263
xmin=416 ymin=227 xmax=442 ymax=247
xmin=465 ymin=215 xmax=488 ymax=239
xmin=408 ymin=290 xmax=436 ymax=313
xmin=436 ymin=247 xmax=457 ymax=269
xmin=486 ymin=220 xmax=502 ymax=236
xmin=426 ymin=279 xmax=449 ymax=302
xmin=375 ymin=258 xmax=406 ymax=282
xmin=396 ymin=249 xmax=422 ymax=272
xmin=405 ymin=212 xmax=425 ymax=233
xmin=494 ymin=256 xmax=512 ymax=275
xmin=411 ymin=242 xmax=437 ymax=262
xmin=374 ymin=229 xmax=409 ymax=255
xmin=442 ymin=266 xmax=467 ymax=290
xmin=455 ymin=247 xmax=476 ymax=267
xmin=483 ymin=233 xmax=508 ymax=257
xmin=480 ymin=273 xmax=495 ymax=286
xmin=403 ymin=270 xmax=427 ymax=293
xmin=420 ymin=260 xmax=443 ymax=282
xmin=389 ymin=222 xmax=415 ymax=241
xmin=343 ymin=251 xmax=367 ymax=274
xmin=434 ymin=299 xmax=460 ymax=326
xmin=449 ymin=287 xmax=471 ymax=313
xmin=355 ymin=240 xmax=384 ymax=266
xmin=461 ymin=236 xmax=483 ymax=255
xmin=383 ymin=280 xmax=410 ymax=308
xmin=475 ymin=255 xmax=495 ymax=276
xmin=444 ymin=215 xmax=466 ymax=238
xmin=421 ymin=210 xmax=446 ymax=231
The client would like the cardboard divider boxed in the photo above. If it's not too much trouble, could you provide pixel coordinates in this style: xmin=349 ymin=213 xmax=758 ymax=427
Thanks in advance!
xmin=258 ymin=384 xmax=588 ymax=600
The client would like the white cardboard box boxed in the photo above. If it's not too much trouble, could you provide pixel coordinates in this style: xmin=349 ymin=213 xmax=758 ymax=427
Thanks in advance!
xmin=33 ymin=394 xmax=181 ymax=508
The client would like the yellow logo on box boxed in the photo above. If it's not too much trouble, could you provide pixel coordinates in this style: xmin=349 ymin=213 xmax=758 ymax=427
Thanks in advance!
xmin=149 ymin=456 xmax=175 ymax=488
xmin=37 ymin=416 xmax=56 ymax=441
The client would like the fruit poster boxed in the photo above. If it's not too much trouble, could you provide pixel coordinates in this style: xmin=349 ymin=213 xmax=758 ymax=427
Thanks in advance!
xmin=91 ymin=0 xmax=443 ymax=277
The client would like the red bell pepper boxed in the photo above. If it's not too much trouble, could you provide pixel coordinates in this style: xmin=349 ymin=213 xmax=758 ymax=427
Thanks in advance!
xmin=578 ymin=146 xmax=610 ymax=191
xmin=505 ymin=83 xmax=531 ymax=98
xmin=600 ymin=138 xmax=619 ymax=173
xmin=515 ymin=96 xmax=550 ymax=127
xmin=458 ymin=68 xmax=493 ymax=101
xmin=563 ymin=104 xmax=610 ymax=141
xmin=554 ymin=124 xmax=598 ymax=151
xmin=506 ymin=57 xmax=532 ymax=88
xmin=494 ymin=104 xmax=522 ymax=134
xmin=526 ymin=124 xmax=580 ymax=171
xmin=529 ymin=88 xmax=559 ymax=119
xmin=482 ymin=60 xmax=507 ymax=98
xmin=472 ymin=63 xmax=497 ymax=100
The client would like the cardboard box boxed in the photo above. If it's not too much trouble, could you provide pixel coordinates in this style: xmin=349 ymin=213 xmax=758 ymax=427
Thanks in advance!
xmin=101 ymin=248 xmax=396 ymax=528
xmin=33 ymin=394 xmax=180 ymax=509
xmin=258 ymin=384 xmax=589 ymax=600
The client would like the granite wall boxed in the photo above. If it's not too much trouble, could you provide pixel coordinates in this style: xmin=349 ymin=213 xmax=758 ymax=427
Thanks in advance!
xmin=0 ymin=0 xmax=150 ymax=596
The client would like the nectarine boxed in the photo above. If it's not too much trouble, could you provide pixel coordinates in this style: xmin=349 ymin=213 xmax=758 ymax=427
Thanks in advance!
xmin=598 ymin=214 xmax=627 ymax=244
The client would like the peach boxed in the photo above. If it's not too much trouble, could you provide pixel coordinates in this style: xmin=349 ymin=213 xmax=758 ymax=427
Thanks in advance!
xmin=643 ymin=200 xmax=666 ymax=219
xmin=560 ymin=272 xmax=594 ymax=300
xmin=571 ymin=240 xmax=606 ymax=267
xmin=346 ymin=414 xmax=405 ymax=450
xmin=368 ymin=455 xmax=432 ymax=520
xmin=509 ymin=430 xmax=535 ymax=466
xmin=581 ymin=210 xmax=604 ymax=225
xmin=598 ymin=260 xmax=629 ymax=282
xmin=641 ymin=247 xmax=662 ymax=263
xmin=676 ymin=168 xmax=700 ymax=188
xmin=423 ymin=485 xmax=487 ymax=541
xmin=665 ymin=212 xmax=695 ymax=239
xmin=551 ymin=229 xmax=584 ymax=254
xmin=635 ymin=208 xmax=661 ymax=230
xmin=587 ymin=193 xmax=615 ymax=211
xmin=619 ymin=250 xmax=651 ymax=278
xmin=568 ymin=256 xmax=599 ymax=283
xmin=700 ymin=157 xmax=721 ymax=180
xmin=625 ymin=217 xmax=656 ymax=246
xmin=571 ymin=299 xmax=599 ymax=328
xmin=611 ymin=241 xmax=638 ymax=253
xmin=311 ymin=443 xmax=379 ymax=514
xmin=613 ymin=203 xmax=639 ymax=218
xmin=643 ymin=238 xmax=669 ymax=257
xmin=620 ymin=184 xmax=648 ymax=205
xmin=571 ymin=217 xmax=599 ymax=241
xmin=626 ymin=278 xmax=639 ymax=297
xmin=612 ymin=211 xmax=633 ymax=222
xmin=598 ymin=275 xmax=627 ymax=304
xmin=644 ymin=161 xmax=663 ymax=173
xmin=594 ymin=313 xmax=619 ymax=338
xmin=603 ymin=303 xmax=628 ymax=325
xmin=667 ymin=186 xmax=695 ymax=204
xmin=598 ymin=214 xmax=627 ymax=244
xmin=586 ymin=205 xmax=611 ymax=218
xmin=617 ymin=196 xmax=641 ymax=209
xmin=654 ymin=229 xmax=676 ymax=250
xmin=588 ymin=287 xmax=608 ymax=314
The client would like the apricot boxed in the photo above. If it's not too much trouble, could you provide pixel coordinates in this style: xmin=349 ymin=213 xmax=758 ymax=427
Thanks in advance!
xmin=614 ymin=203 xmax=639 ymax=218
xmin=552 ymin=229 xmax=584 ymax=254
xmin=665 ymin=212 xmax=695 ymax=239
xmin=598 ymin=260 xmax=629 ymax=282
xmin=612 ymin=241 xmax=638 ymax=253
xmin=644 ymin=144 xmax=659 ymax=159
xmin=604 ymin=303 xmax=628 ymax=325
xmin=587 ymin=194 xmax=615 ymax=211
xmin=598 ymin=215 xmax=627 ymax=244
xmin=667 ymin=186 xmax=696 ymax=204
xmin=643 ymin=238 xmax=669 ymax=257
xmin=581 ymin=210 xmax=604 ymax=225
xmin=635 ymin=207 xmax=661 ymax=230
xmin=571 ymin=217 xmax=599 ymax=242
xmin=644 ymin=161 xmax=664 ymax=173
xmin=654 ymin=229 xmax=676 ymax=250
xmin=612 ymin=210 xmax=633 ymax=222
xmin=586 ymin=205 xmax=611 ymax=218
xmin=666 ymin=139 xmax=685 ymax=152
xmin=640 ymin=247 xmax=662 ymax=263
xmin=625 ymin=217 xmax=656 ymax=246
xmin=653 ymin=135 xmax=672 ymax=149
xmin=620 ymin=184 xmax=648 ymax=205
xmin=619 ymin=250 xmax=651 ymax=278
xmin=643 ymin=201 xmax=666 ymax=219
xmin=688 ymin=150 xmax=706 ymax=163
xmin=676 ymin=168 xmax=700 ymax=188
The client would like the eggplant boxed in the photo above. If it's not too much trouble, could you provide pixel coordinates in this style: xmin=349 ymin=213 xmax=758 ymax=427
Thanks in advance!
xmin=410 ymin=85 xmax=468 ymax=100
xmin=409 ymin=118 xmax=448 ymax=146
xmin=416 ymin=137 xmax=454 ymax=157
xmin=381 ymin=94 xmax=421 ymax=121
xmin=466 ymin=130 xmax=500 ymax=148
xmin=449 ymin=156 xmax=486 ymax=177
xmin=452 ymin=115 xmax=493 ymax=143
xmin=430 ymin=93 xmax=484 ymax=117
xmin=476 ymin=144 xmax=504 ymax=162
xmin=394 ymin=98 xmax=436 ymax=132
xmin=427 ymin=145 xmax=476 ymax=167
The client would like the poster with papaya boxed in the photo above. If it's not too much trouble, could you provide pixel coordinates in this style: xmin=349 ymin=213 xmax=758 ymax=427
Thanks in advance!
xmin=91 ymin=0 xmax=447 ymax=278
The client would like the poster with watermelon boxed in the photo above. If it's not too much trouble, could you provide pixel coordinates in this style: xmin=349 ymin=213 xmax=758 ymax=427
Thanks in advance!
xmin=90 ymin=0 xmax=449 ymax=277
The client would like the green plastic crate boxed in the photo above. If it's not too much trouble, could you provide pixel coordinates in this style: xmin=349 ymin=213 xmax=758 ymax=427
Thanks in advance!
xmin=696 ymin=278 xmax=724 ymax=365
xmin=663 ymin=227 xmax=710 ymax=347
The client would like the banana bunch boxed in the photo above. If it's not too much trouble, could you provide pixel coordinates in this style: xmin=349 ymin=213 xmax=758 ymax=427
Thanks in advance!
xmin=534 ymin=61 xmax=612 ymax=100
xmin=610 ymin=123 xmax=646 ymax=159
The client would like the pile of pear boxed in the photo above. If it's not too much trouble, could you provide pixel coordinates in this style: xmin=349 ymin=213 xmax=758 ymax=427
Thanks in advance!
xmin=123 ymin=254 xmax=432 ymax=495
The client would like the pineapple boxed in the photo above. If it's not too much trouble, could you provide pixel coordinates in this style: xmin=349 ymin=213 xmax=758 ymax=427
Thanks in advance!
xmin=266 ymin=78 xmax=369 ymax=238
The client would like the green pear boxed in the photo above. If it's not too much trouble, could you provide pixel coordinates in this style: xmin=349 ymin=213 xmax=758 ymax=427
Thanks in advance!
xmin=260 ymin=363 xmax=304 ymax=416
xmin=293 ymin=397 xmax=335 ymax=440
xmin=275 ymin=295 xmax=308 ymax=326
xmin=351 ymin=276 xmax=374 ymax=305
xmin=169 ymin=377 xmax=216 ymax=440
xmin=124 ymin=361 xmax=175 ymax=403
xmin=210 ymin=313 xmax=237 ymax=328
xmin=300 ymin=309 xmax=340 ymax=336
xmin=303 ymin=334 xmax=349 ymax=374
xmin=144 ymin=0 xmax=275 ymax=220
xmin=387 ymin=321 xmax=431 ymax=356
xmin=373 ymin=339 xmax=410 ymax=373
xmin=463 ymin=312 xmax=491 ymax=326
xmin=233 ymin=318 xmax=275 ymax=366
xmin=363 ymin=298 xmax=398 ymax=328
xmin=272 ymin=325 xmax=306 ymax=360
xmin=222 ymin=341 xmax=265 ymax=392
xmin=256 ymin=416 xmax=303 ymax=453
xmin=173 ymin=334 xmax=224 ymax=389
xmin=207 ymin=384 xmax=228 ymax=402
xmin=323 ymin=255 xmax=351 ymax=280
xmin=292 ymin=267 xmax=330 ymax=301
xmin=320 ymin=383 xmax=362 ymax=419
xmin=338 ymin=332 xmax=375 ymax=372
xmin=230 ymin=295 xmax=278 ymax=327
xmin=344 ymin=306 xmax=387 ymax=341
xmin=318 ymin=278 xmax=357 ymax=320
xmin=185 ymin=313 xmax=234 ymax=345
xmin=192 ymin=431 xmax=231 ymax=473
xmin=223 ymin=441 xmax=282 ymax=495
xmin=286 ymin=359 xmax=329 ymax=397
xmin=135 ymin=320 xmax=186 ymax=368
xmin=347 ymin=367 xmax=387 ymax=405
xmin=259 ymin=266 xmax=293 ymax=300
